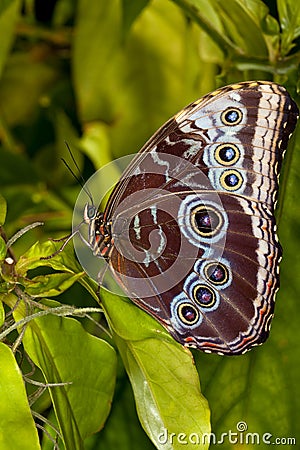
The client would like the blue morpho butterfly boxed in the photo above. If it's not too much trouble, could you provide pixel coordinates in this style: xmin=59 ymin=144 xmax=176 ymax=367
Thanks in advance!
xmin=62 ymin=81 xmax=298 ymax=355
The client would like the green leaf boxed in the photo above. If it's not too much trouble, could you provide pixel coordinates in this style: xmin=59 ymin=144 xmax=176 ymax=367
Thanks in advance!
xmin=85 ymin=379 xmax=156 ymax=449
xmin=172 ymin=0 xmax=278 ymax=62
xmin=0 ymin=0 xmax=15 ymax=15
xmin=0 ymin=342 xmax=41 ymax=450
xmin=0 ymin=235 xmax=6 ymax=260
xmin=171 ymin=0 xmax=240 ymax=56
xmin=0 ymin=194 xmax=7 ymax=225
xmin=193 ymin=0 xmax=225 ymax=64
xmin=23 ymin=272 xmax=85 ymax=297
xmin=0 ymin=148 xmax=39 ymax=186
xmin=16 ymin=240 xmax=99 ymax=302
xmin=278 ymin=0 xmax=300 ymax=54
xmin=0 ymin=53 xmax=58 ymax=126
xmin=0 ymin=0 xmax=20 ymax=79
xmin=73 ymin=0 xmax=122 ymax=122
xmin=16 ymin=240 xmax=82 ymax=276
xmin=113 ymin=0 xmax=212 ymax=159
xmin=101 ymin=289 xmax=211 ymax=450
xmin=215 ymin=0 xmax=269 ymax=58
xmin=73 ymin=0 xmax=210 ymax=160
xmin=0 ymin=291 xmax=18 ymax=309
xmin=0 ymin=300 xmax=5 ymax=327
xmin=121 ymin=0 xmax=150 ymax=36
xmin=14 ymin=306 xmax=117 ymax=450
xmin=80 ymin=122 xmax=115 ymax=169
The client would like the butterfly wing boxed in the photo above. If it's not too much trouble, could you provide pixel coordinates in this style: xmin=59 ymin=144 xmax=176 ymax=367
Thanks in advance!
xmin=102 ymin=81 xmax=298 ymax=355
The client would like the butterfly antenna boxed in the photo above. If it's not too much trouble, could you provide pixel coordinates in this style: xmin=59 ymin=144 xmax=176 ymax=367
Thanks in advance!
xmin=62 ymin=142 xmax=94 ymax=205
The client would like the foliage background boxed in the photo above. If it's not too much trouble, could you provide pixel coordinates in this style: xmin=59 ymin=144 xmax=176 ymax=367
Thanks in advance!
xmin=0 ymin=0 xmax=300 ymax=449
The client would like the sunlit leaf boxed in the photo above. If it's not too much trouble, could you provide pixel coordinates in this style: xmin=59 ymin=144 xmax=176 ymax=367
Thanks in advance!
xmin=0 ymin=342 xmax=41 ymax=450
xmin=16 ymin=240 xmax=81 ymax=276
xmin=80 ymin=122 xmax=116 ymax=170
xmin=0 ymin=1 xmax=300 ymax=449
xmin=0 ymin=236 xmax=6 ymax=261
xmin=0 ymin=194 xmax=7 ymax=225
xmin=171 ymin=0 xmax=239 ymax=56
xmin=101 ymin=289 xmax=211 ymax=450
xmin=0 ymin=300 xmax=5 ymax=327
xmin=0 ymin=0 xmax=20 ymax=79
xmin=73 ymin=0 xmax=122 ymax=122
xmin=215 ymin=0 xmax=269 ymax=58
xmin=23 ymin=272 xmax=85 ymax=297
xmin=278 ymin=0 xmax=300 ymax=54
xmin=13 ymin=304 xmax=117 ymax=450
xmin=85 ymin=379 xmax=156 ymax=449
xmin=121 ymin=0 xmax=150 ymax=36
xmin=15 ymin=240 xmax=99 ymax=302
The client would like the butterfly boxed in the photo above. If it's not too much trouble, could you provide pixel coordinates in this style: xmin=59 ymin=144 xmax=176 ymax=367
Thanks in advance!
xmin=79 ymin=81 xmax=298 ymax=355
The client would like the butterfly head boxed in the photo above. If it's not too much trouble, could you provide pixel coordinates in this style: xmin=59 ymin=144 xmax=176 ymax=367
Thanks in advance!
xmin=83 ymin=203 xmax=113 ymax=259
xmin=83 ymin=203 xmax=99 ymax=223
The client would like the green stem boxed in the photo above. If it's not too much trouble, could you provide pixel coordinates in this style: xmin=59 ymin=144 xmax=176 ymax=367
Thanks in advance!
xmin=0 ymin=305 xmax=103 ymax=341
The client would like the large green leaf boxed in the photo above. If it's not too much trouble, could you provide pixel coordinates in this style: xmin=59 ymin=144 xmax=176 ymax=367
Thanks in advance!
xmin=171 ymin=0 xmax=239 ymax=56
xmin=0 ymin=53 xmax=58 ymax=127
xmin=0 ymin=194 xmax=7 ymax=225
xmin=85 ymin=378 xmax=156 ymax=449
xmin=73 ymin=0 xmax=211 ymax=163
xmin=80 ymin=122 xmax=120 ymax=173
xmin=73 ymin=0 xmax=122 ymax=123
xmin=278 ymin=0 xmax=300 ymax=54
xmin=0 ymin=0 xmax=20 ymax=79
xmin=0 ymin=300 xmax=4 ymax=326
xmin=119 ymin=0 xmax=211 ymax=155
xmin=0 ymin=236 xmax=6 ymax=261
xmin=0 ymin=342 xmax=41 ymax=450
xmin=16 ymin=240 xmax=82 ymax=276
xmin=171 ymin=0 xmax=281 ymax=72
xmin=0 ymin=148 xmax=39 ymax=187
xmin=121 ymin=0 xmax=150 ymax=36
xmin=15 ymin=240 xmax=98 ymax=302
xmin=13 ymin=303 xmax=117 ymax=450
xmin=23 ymin=271 xmax=85 ymax=297
xmin=101 ymin=289 xmax=210 ymax=450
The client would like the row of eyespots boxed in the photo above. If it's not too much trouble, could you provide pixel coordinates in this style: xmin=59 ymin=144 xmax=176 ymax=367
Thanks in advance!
xmin=177 ymin=261 xmax=230 ymax=326
xmin=216 ymin=107 xmax=244 ymax=191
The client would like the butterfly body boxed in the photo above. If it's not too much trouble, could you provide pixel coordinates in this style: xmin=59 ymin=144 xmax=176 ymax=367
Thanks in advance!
xmin=83 ymin=81 xmax=298 ymax=355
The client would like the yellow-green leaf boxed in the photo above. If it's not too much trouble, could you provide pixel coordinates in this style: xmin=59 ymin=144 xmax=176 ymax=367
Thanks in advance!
xmin=24 ymin=272 xmax=85 ymax=297
xmin=101 ymin=289 xmax=211 ymax=450
xmin=0 ymin=194 xmax=7 ymax=226
xmin=0 ymin=342 xmax=41 ymax=450
xmin=15 ymin=310 xmax=117 ymax=450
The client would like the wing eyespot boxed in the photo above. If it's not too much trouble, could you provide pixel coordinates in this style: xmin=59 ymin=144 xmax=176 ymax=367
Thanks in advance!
xmin=221 ymin=107 xmax=243 ymax=126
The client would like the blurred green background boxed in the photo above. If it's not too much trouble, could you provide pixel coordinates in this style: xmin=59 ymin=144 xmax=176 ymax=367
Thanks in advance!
xmin=0 ymin=1 xmax=300 ymax=449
